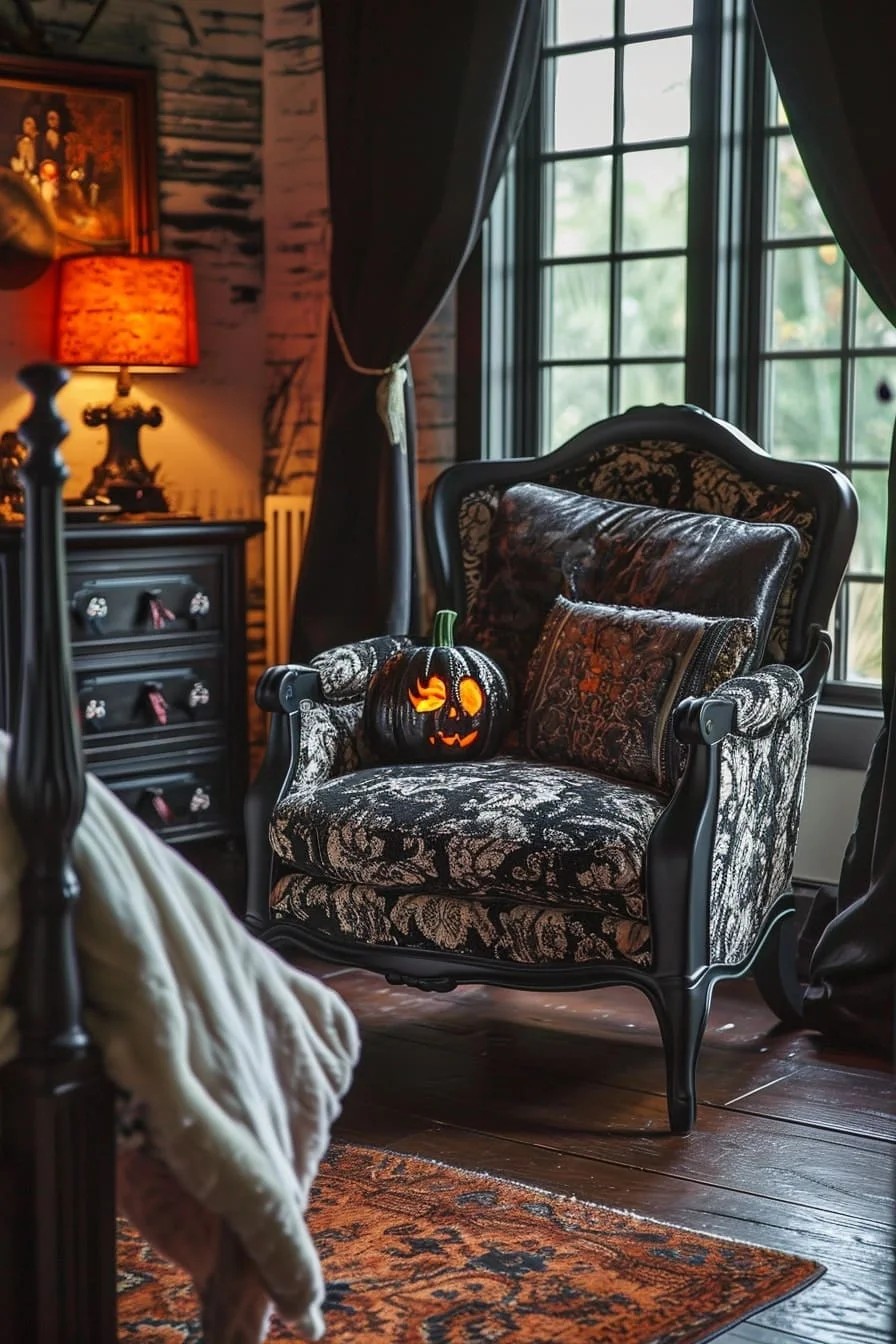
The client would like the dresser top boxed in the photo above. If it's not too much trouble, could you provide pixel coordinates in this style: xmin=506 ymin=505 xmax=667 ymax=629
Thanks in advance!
xmin=0 ymin=517 xmax=264 ymax=550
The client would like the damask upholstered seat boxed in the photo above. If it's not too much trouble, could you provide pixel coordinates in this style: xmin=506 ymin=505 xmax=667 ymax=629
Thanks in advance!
xmin=245 ymin=404 xmax=858 ymax=1133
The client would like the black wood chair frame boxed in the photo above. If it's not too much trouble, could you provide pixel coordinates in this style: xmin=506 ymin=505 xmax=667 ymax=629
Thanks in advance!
xmin=246 ymin=405 xmax=858 ymax=1134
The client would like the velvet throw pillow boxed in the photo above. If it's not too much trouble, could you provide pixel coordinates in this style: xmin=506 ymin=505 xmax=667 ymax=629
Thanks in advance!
xmin=459 ymin=482 xmax=800 ymax=706
xmin=523 ymin=596 xmax=757 ymax=791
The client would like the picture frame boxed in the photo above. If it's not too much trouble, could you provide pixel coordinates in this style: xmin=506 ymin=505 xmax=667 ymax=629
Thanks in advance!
xmin=0 ymin=54 xmax=159 ymax=257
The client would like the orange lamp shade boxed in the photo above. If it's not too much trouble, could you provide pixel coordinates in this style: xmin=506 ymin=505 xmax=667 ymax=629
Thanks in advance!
xmin=54 ymin=254 xmax=198 ymax=370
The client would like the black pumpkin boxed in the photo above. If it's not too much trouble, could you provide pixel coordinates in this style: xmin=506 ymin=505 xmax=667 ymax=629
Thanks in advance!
xmin=364 ymin=609 xmax=512 ymax=762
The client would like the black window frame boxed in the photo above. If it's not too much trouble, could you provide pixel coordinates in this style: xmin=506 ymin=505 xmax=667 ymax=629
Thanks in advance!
xmin=457 ymin=0 xmax=886 ymax=721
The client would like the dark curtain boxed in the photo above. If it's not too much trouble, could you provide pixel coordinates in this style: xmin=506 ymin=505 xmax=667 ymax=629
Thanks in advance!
xmin=291 ymin=0 xmax=543 ymax=661
xmin=752 ymin=0 xmax=896 ymax=1051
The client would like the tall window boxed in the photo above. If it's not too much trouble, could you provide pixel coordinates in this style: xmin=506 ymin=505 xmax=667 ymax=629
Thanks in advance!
xmin=482 ymin=0 xmax=895 ymax=699
xmin=537 ymin=0 xmax=693 ymax=451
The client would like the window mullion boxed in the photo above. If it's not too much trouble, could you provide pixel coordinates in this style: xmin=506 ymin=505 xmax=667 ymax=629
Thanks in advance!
xmin=609 ymin=0 xmax=625 ymax=413
xmin=512 ymin=19 xmax=548 ymax=456
xmin=741 ymin=8 xmax=768 ymax=442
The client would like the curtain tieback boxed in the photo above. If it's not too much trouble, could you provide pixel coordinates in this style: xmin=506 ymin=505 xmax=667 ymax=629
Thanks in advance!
xmin=330 ymin=305 xmax=409 ymax=452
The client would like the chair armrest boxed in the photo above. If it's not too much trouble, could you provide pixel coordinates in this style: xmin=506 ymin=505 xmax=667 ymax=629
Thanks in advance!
xmin=674 ymin=627 xmax=830 ymax=747
xmin=245 ymin=660 xmax=363 ymax=930
xmin=255 ymin=662 xmax=322 ymax=714
xmin=674 ymin=664 xmax=805 ymax=746
xmin=650 ymin=652 xmax=824 ymax=976
xmin=312 ymin=635 xmax=415 ymax=703
xmin=246 ymin=638 xmax=413 ymax=930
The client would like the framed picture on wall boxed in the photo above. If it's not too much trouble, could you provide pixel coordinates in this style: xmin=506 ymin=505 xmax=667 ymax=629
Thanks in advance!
xmin=0 ymin=55 xmax=159 ymax=257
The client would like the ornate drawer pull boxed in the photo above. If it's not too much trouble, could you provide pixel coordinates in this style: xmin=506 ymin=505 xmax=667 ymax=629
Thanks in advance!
xmin=189 ymin=786 xmax=211 ymax=813
xmin=188 ymin=680 xmax=210 ymax=709
xmin=145 ymin=787 xmax=174 ymax=825
xmin=189 ymin=590 xmax=211 ymax=619
xmin=74 ymin=592 xmax=108 ymax=633
xmin=83 ymin=697 xmax=107 ymax=723
xmin=143 ymin=681 xmax=169 ymax=726
xmin=143 ymin=588 xmax=176 ymax=630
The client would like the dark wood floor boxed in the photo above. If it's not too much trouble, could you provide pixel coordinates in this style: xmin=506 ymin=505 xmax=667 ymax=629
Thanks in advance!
xmin=291 ymin=953 xmax=894 ymax=1343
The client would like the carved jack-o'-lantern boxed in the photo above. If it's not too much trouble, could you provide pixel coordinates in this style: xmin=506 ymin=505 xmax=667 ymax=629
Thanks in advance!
xmin=364 ymin=609 xmax=511 ymax=763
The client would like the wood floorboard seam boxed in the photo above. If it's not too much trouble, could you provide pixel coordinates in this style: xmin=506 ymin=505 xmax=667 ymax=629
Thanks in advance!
xmin=402 ymin=1114 xmax=896 ymax=1227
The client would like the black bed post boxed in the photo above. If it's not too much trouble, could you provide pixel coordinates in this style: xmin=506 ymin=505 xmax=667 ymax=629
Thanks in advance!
xmin=0 ymin=365 xmax=117 ymax=1342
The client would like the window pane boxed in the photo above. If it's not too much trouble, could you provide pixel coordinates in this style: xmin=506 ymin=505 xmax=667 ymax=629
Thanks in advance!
xmin=619 ymin=256 xmax=686 ymax=356
xmin=621 ymin=146 xmax=688 ymax=250
xmin=772 ymin=136 xmax=829 ymax=240
xmin=555 ymin=0 xmax=614 ymax=44
xmin=767 ymin=358 xmax=840 ymax=460
xmin=853 ymin=357 xmax=896 ymax=461
xmin=622 ymin=37 xmax=691 ymax=143
xmin=544 ymin=364 xmax=609 ymax=451
xmin=855 ymin=283 xmax=896 ymax=348
xmin=850 ymin=469 xmax=887 ymax=574
xmin=552 ymin=51 xmax=615 ymax=152
xmin=625 ymin=0 xmax=693 ymax=33
xmin=545 ymin=157 xmax=612 ymax=258
xmin=543 ymin=261 xmax=611 ymax=358
xmin=618 ymin=361 xmax=684 ymax=411
xmin=769 ymin=245 xmax=843 ymax=350
xmin=845 ymin=581 xmax=883 ymax=683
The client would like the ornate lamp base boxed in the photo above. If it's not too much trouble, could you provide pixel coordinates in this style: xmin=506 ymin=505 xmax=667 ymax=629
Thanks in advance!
xmin=81 ymin=372 xmax=169 ymax=514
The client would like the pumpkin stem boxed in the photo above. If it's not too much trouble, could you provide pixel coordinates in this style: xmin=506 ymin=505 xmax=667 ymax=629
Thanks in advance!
xmin=432 ymin=608 xmax=457 ymax=647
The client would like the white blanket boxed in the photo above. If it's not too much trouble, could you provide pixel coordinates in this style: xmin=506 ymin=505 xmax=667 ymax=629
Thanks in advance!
xmin=0 ymin=732 xmax=359 ymax=1340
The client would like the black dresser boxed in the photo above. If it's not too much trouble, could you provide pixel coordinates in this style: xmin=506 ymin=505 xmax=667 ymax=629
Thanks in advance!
xmin=0 ymin=518 xmax=263 ymax=849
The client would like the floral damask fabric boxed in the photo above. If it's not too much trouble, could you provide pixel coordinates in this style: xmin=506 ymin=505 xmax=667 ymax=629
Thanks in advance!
xmin=457 ymin=486 xmax=502 ymax=612
xmin=706 ymin=667 xmax=813 ymax=964
xmin=271 ymin=871 xmax=651 ymax=967
xmin=453 ymin=438 xmax=817 ymax=663
xmin=312 ymin=635 xmax=414 ymax=703
xmin=523 ymin=597 xmax=756 ymax=791
xmin=271 ymin=754 xmax=666 ymax=915
xmin=712 ymin=663 xmax=804 ymax=735
xmin=286 ymin=698 xmax=370 ymax=795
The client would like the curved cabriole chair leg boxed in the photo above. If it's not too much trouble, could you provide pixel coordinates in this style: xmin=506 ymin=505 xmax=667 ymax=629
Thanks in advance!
xmin=655 ymin=977 xmax=713 ymax=1135
xmin=752 ymin=910 xmax=804 ymax=1027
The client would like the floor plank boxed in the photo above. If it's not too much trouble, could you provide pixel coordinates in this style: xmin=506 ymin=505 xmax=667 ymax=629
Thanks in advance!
xmin=294 ymin=956 xmax=895 ymax=1343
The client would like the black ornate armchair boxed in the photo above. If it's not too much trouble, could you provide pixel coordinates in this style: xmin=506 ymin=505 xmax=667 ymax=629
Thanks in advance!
xmin=245 ymin=405 xmax=857 ymax=1132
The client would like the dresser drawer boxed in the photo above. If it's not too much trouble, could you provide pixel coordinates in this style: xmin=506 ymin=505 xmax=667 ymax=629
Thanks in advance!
xmin=77 ymin=658 xmax=223 ymax=738
xmin=99 ymin=757 xmax=231 ymax=840
xmin=68 ymin=560 xmax=222 ymax=644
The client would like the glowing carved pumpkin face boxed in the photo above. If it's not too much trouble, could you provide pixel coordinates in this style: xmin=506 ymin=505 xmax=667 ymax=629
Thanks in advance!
xmin=363 ymin=609 xmax=512 ymax=764
xmin=408 ymin=673 xmax=486 ymax=749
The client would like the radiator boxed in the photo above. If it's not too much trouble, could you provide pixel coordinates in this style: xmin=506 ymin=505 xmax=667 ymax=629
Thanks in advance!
xmin=263 ymin=492 xmax=313 ymax=666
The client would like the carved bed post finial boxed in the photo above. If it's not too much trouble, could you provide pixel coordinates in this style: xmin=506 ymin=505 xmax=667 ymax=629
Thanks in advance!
xmin=9 ymin=360 xmax=86 ymax=1055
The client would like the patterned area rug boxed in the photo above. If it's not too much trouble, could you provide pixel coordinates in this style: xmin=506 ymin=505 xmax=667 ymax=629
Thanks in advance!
xmin=118 ymin=1143 xmax=822 ymax=1342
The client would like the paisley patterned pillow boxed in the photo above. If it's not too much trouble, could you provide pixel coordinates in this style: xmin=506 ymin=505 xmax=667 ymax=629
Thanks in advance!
xmin=523 ymin=596 xmax=757 ymax=791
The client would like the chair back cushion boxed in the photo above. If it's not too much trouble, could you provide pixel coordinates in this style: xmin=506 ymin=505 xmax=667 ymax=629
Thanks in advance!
xmin=522 ymin=596 xmax=756 ymax=791
xmin=459 ymin=480 xmax=798 ymax=703
xmin=429 ymin=408 xmax=857 ymax=674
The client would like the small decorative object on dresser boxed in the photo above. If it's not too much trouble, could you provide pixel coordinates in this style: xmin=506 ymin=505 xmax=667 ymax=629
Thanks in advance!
xmin=0 ymin=517 xmax=262 ymax=851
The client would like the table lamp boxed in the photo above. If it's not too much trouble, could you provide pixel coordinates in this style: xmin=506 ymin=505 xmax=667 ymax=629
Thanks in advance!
xmin=53 ymin=253 xmax=198 ymax=513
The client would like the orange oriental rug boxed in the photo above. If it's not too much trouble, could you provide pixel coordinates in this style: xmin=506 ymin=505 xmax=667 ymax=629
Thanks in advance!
xmin=118 ymin=1142 xmax=822 ymax=1342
